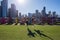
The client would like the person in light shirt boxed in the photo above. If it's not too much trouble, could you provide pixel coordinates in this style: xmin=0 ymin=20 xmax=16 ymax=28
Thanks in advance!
xmin=15 ymin=17 xmax=19 ymax=25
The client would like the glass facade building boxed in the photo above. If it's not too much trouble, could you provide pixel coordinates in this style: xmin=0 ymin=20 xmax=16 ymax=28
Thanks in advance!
xmin=1 ymin=0 xmax=8 ymax=17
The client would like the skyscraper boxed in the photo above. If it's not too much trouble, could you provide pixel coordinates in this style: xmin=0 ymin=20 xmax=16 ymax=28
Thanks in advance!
xmin=35 ymin=10 xmax=41 ymax=18
xmin=52 ymin=11 xmax=56 ymax=17
xmin=35 ymin=10 xmax=41 ymax=24
xmin=0 ymin=6 xmax=2 ymax=17
xmin=9 ymin=4 xmax=18 ymax=18
xmin=16 ymin=10 xmax=18 ymax=17
xmin=8 ymin=8 xmax=11 ymax=17
xmin=41 ymin=6 xmax=47 ymax=17
xmin=28 ymin=13 xmax=32 ymax=18
xmin=48 ymin=11 xmax=52 ymax=17
xmin=19 ymin=12 xmax=21 ymax=19
xmin=1 ymin=0 xmax=8 ymax=17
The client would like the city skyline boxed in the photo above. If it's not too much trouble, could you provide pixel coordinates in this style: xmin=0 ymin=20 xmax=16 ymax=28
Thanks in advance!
xmin=0 ymin=0 xmax=60 ymax=15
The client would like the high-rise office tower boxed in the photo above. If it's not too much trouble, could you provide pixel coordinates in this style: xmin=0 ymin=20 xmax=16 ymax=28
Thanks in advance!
xmin=28 ymin=13 xmax=32 ymax=18
xmin=8 ymin=8 xmax=11 ymax=17
xmin=48 ymin=11 xmax=52 ymax=17
xmin=10 ymin=4 xmax=17 ymax=18
xmin=35 ymin=10 xmax=41 ymax=18
xmin=52 ymin=11 xmax=56 ymax=17
xmin=0 ymin=6 xmax=2 ymax=17
xmin=19 ymin=12 xmax=21 ymax=19
xmin=1 ymin=0 xmax=8 ymax=17
xmin=41 ymin=6 xmax=47 ymax=17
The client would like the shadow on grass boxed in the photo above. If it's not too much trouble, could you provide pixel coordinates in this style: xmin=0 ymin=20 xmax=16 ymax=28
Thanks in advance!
xmin=27 ymin=28 xmax=36 ymax=37
xmin=34 ymin=29 xmax=53 ymax=40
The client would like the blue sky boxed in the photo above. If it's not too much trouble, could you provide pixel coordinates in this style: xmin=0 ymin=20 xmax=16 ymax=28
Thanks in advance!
xmin=0 ymin=0 xmax=60 ymax=15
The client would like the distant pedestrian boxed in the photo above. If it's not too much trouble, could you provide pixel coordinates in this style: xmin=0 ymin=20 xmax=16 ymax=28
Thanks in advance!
xmin=15 ymin=17 xmax=18 ymax=25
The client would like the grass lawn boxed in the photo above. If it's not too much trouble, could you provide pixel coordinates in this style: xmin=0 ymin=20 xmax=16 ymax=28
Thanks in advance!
xmin=0 ymin=25 xmax=60 ymax=40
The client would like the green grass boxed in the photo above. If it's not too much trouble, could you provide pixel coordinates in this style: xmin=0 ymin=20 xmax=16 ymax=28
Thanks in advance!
xmin=0 ymin=25 xmax=60 ymax=40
